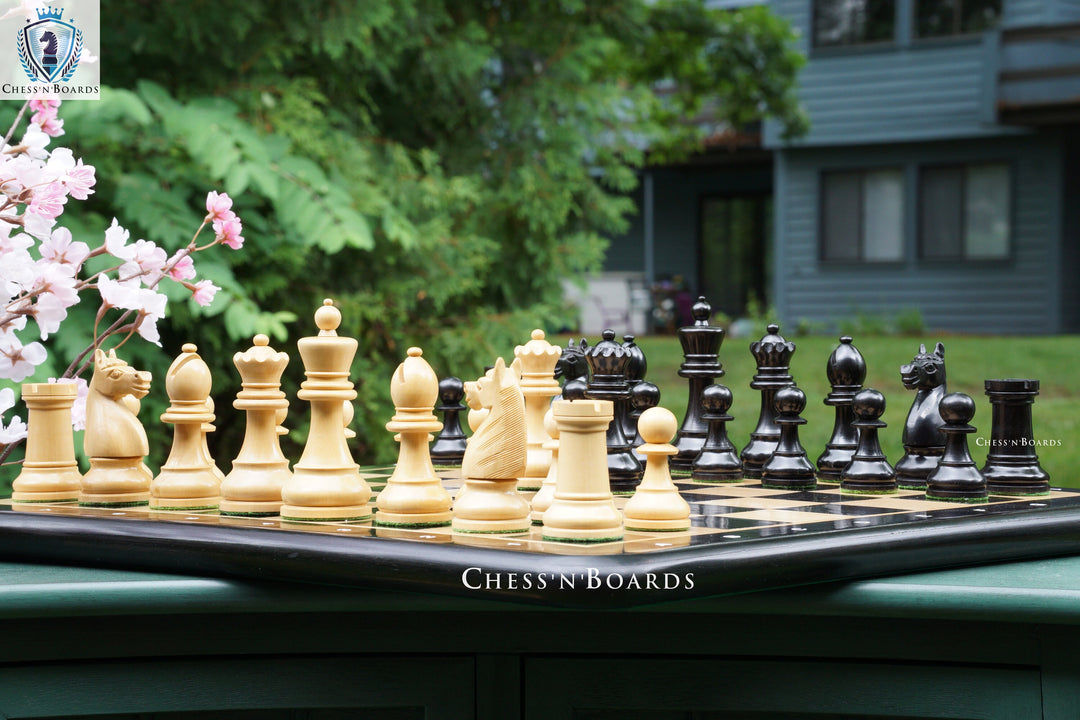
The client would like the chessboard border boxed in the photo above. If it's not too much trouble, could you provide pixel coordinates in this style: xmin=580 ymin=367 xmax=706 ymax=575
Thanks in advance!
xmin=2 ymin=504 xmax=1080 ymax=608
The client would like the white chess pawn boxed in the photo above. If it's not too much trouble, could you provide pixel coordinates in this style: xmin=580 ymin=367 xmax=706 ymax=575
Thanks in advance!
xmin=623 ymin=407 xmax=691 ymax=532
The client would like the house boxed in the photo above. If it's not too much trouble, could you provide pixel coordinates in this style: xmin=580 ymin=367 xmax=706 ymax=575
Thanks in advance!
xmin=598 ymin=0 xmax=1080 ymax=334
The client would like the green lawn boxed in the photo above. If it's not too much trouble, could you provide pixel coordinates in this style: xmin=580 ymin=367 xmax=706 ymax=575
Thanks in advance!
xmin=557 ymin=334 xmax=1080 ymax=489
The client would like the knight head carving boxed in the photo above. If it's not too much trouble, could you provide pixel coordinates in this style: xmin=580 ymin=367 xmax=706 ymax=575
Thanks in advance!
xmin=900 ymin=342 xmax=946 ymax=390
xmin=555 ymin=338 xmax=590 ymax=382
xmin=91 ymin=349 xmax=152 ymax=400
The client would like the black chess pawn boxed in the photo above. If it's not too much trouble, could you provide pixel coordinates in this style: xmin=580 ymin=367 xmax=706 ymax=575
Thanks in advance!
xmin=895 ymin=342 xmax=947 ymax=489
xmin=629 ymin=380 xmax=660 ymax=462
xmin=762 ymin=386 xmax=817 ymax=491
xmin=926 ymin=393 xmax=988 ymax=503
xmin=816 ymin=336 xmax=866 ymax=484
xmin=430 ymin=376 xmax=468 ymax=467
xmin=981 ymin=379 xmax=1050 ymax=496
xmin=671 ymin=297 xmax=725 ymax=473
xmin=840 ymin=389 xmax=897 ymax=495
xmin=585 ymin=329 xmax=642 ymax=495
xmin=621 ymin=334 xmax=647 ymax=440
xmin=740 ymin=323 xmax=796 ymax=479
xmin=692 ymin=384 xmax=742 ymax=483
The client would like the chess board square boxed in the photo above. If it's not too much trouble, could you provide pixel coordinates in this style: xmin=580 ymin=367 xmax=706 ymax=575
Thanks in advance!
xmin=693 ymin=514 xmax=784 ymax=530
xmin=680 ymin=485 xmax=795 ymax=498
xmin=838 ymin=496 xmax=981 ymax=512
xmin=719 ymin=509 xmax=858 ymax=524
xmin=693 ymin=497 xmax=824 ymax=510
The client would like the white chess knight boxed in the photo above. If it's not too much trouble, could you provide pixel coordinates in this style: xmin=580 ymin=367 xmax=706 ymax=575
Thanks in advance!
xmin=453 ymin=356 xmax=531 ymax=534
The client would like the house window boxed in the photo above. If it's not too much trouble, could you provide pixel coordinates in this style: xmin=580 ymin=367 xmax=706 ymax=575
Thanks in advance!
xmin=814 ymin=0 xmax=897 ymax=47
xmin=915 ymin=0 xmax=1002 ymax=38
xmin=919 ymin=163 xmax=1011 ymax=260
xmin=821 ymin=169 xmax=904 ymax=262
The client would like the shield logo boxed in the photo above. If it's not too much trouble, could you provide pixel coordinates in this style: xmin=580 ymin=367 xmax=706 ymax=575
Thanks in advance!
xmin=17 ymin=9 xmax=82 ymax=83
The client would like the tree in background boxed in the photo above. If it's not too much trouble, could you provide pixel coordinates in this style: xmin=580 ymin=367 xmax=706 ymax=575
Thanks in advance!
xmin=2 ymin=0 xmax=806 ymax=478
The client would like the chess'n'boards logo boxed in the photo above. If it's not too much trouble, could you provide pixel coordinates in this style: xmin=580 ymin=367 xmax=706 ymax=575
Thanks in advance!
xmin=17 ymin=5 xmax=82 ymax=83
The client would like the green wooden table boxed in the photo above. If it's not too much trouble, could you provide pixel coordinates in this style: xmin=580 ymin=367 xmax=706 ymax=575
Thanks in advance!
xmin=2 ymin=556 xmax=1080 ymax=719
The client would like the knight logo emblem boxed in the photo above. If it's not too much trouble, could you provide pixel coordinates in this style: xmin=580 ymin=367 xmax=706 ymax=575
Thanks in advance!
xmin=17 ymin=6 xmax=83 ymax=83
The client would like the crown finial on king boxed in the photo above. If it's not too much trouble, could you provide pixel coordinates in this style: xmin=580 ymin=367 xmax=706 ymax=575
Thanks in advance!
xmin=514 ymin=329 xmax=561 ymax=488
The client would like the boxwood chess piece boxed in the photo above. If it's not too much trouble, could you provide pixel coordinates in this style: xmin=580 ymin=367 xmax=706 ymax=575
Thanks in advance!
xmin=762 ymin=386 xmax=817 ymax=491
xmin=926 ymin=393 xmax=988 ymax=503
xmin=840 ymin=389 xmax=897 ymax=495
xmin=623 ymin=407 xmax=691 ymax=532
xmin=895 ymin=343 xmax=947 ymax=489
xmin=671 ymin=297 xmax=725 ymax=473
xmin=740 ymin=324 xmax=795 ymax=479
xmin=11 ymin=382 xmax=82 ymax=504
xmin=585 ymin=329 xmax=642 ymax=495
xmin=816 ymin=336 xmax=865 ymax=484
xmin=515 ymin=329 xmax=562 ymax=490
xmin=981 ymin=379 xmax=1051 ymax=496
xmin=691 ymin=384 xmax=742 ymax=483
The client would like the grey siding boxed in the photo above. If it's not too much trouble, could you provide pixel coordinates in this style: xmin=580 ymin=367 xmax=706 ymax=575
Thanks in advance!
xmin=765 ymin=0 xmax=1035 ymax=147
xmin=1005 ymin=0 xmax=1049 ymax=25
xmin=1062 ymin=131 xmax=1080 ymax=332
xmin=775 ymin=135 xmax=1065 ymax=334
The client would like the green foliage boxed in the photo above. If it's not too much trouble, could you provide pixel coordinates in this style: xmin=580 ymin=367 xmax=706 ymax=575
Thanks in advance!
xmin=5 ymin=0 xmax=807 ymax=472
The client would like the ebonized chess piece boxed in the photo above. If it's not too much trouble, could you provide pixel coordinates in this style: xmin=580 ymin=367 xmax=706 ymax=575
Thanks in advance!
xmin=629 ymin=380 xmax=660 ymax=462
xmin=515 ymin=329 xmax=561 ymax=490
xmin=621 ymin=334 xmax=647 ymax=440
xmin=816 ymin=336 xmax=866 ymax=484
xmin=691 ymin=384 xmax=742 ymax=483
xmin=553 ymin=338 xmax=590 ymax=402
xmin=453 ymin=356 xmax=531 ymax=534
xmin=895 ymin=343 xmax=947 ymax=489
xmin=11 ymin=382 xmax=82 ymax=503
xmin=220 ymin=334 xmax=291 ymax=517
xmin=623 ymin=407 xmax=691 ymax=532
xmin=981 ymin=379 xmax=1051 ymax=496
xmin=281 ymin=299 xmax=372 ymax=522
xmin=840 ymin=389 xmax=897 ymax=495
xmin=671 ymin=297 xmax=725 ymax=473
xmin=80 ymin=349 xmax=152 ymax=507
xmin=152 ymin=344 xmax=221 ymax=511
xmin=926 ymin=393 xmax=988 ymax=503
xmin=542 ymin=388 xmax=623 ymax=543
xmin=585 ymin=329 xmax=642 ymax=495
xmin=762 ymin=386 xmax=816 ymax=491
xmin=430 ymin=376 xmax=468 ymax=467
xmin=740 ymin=324 xmax=795 ymax=479
xmin=376 ymin=346 xmax=453 ymax=527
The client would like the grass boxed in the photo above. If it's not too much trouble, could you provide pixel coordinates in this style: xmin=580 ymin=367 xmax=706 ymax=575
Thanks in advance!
xmin=557 ymin=334 xmax=1080 ymax=489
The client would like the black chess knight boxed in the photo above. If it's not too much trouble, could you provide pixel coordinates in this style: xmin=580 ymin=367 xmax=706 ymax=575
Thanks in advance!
xmin=895 ymin=342 xmax=947 ymax=489
xmin=671 ymin=297 xmax=725 ymax=473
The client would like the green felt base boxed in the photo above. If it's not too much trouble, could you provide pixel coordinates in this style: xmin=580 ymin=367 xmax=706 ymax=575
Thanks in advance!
xmin=219 ymin=510 xmax=279 ymax=518
xmin=990 ymin=490 xmax=1052 ymax=497
xmin=897 ymin=483 xmax=929 ymax=490
xmin=926 ymin=494 xmax=989 ymax=504
xmin=762 ymin=483 xmax=817 ymax=491
xmin=625 ymin=525 xmax=690 ymax=533
xmin=541 ymin=535 xmax=623 ymax=544
xmin=373 ymin=520 xmax=451 ymax=528
xmin=692 ymin=478 xmax=744 ymax=484
xmin=452 ymin=527 xmax=530 ymax=535
xmin=152 ymin=504 xmax=220 ymax=512
xmin=12 ymin=498 xmax=78 ymax=504
xmin=79 ymin=500 xmax=149 ymax=508
xmin=670 ymin=471 xmax=692 ymax=478
xmin=282 ymin=515 xmax=373 ymax=523
xmin=433 ymin=465 xmax=461 ymax=470
xmin=532 ymin=520 xmax=543 ymax=526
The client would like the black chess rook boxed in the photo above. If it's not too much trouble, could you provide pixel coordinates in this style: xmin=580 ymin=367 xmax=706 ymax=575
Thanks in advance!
xmin=981 ymin=379 xmax=1051 ymax=496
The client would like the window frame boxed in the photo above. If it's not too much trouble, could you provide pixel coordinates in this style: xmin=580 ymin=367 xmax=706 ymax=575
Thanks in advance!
xmin=812 ymin=0 xmax=899 ymax=50
xmin=818 ymin=166 xmax=907 ymax=265
xmin=912 ymin=0 xmax=1003 ymax=41
xmin=916 ymin=160 xmax=1014 ymax=263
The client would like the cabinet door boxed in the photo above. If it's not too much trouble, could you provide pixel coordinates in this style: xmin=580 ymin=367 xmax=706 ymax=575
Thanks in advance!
xmin=0 ymin=656 xmax=474 ymax=720
xmin=524 ymin=658 xmax=1040 ymax=719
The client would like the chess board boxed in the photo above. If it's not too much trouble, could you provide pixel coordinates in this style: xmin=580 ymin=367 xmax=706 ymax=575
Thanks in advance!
xmin=2 ymin=466 xmax=1080 ymax=608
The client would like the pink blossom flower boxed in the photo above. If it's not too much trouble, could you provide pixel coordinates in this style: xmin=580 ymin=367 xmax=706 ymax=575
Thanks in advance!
xmin=205 ymin=191 xmax=234 ymax=222
xmin=26 ymin=181 xmax=68 ymax=220
xmin=191 ymin=279 xmax=220 ymax=306
xmin=39 ymin=227 xmax=89 ymax=271
xmin=96 ymin=274 xmax=140 ymax=310
xmin=36 ymin=115 xmax=64 ymax=138
xmin=103 ymin=218 xmax=133 ymax=261
xmin=0 ymin=413 xmax=27 ymax=444
xmin=29 ymin=98 xmax=60 ymax=115
xmin=134 ymin=289 xmax=167 ymax=345
xmin=31 ymin=261 xmax=79 ymax=308
xmin=22 ymin=211 xmax=55 ymax=240
xmin=0 ymin=328 xmax=47 ymax=382
xmin=0 ymin=1 xmax=47 ymax=23
xmin=212 ymin=215 xmax=244 ymax=249
xmin=18 ymin=124 xmax=50 ymax=160
xmin=47 ymin=376 xmax=87 ymax=430
xmin=64 ymin=160 xmax=95 ymax=199
xmin=0 ymin=243 xmax=36 ymax=298
xmin=167 ymin=252 xmax=196 ymax=281
xmin=31 ymin=292 xmax=70 ymax=339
